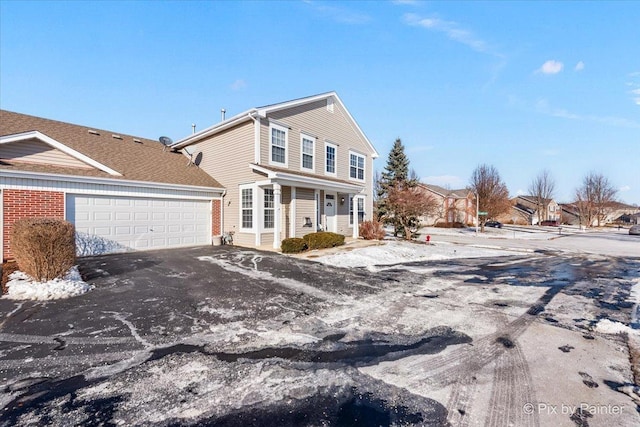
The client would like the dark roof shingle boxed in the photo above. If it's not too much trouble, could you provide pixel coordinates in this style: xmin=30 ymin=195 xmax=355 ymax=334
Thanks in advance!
xmin=0 ymin=110 xmax=222 ymax=189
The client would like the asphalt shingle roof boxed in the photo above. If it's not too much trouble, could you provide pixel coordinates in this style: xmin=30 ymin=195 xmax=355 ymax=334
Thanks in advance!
xmin=0 ymin=110 xmax=222 ymax=189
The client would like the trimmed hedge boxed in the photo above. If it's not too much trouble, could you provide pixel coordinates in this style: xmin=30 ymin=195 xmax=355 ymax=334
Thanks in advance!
xmin=359 ymin=220 xmax=386 ymax=240
xmin=303 ymin=231 xmax=345 ymax=250
xmin=11 ymin=218 xmax=76 ymax=282
xmin=434 ymin=222 xmax=466 ymax=229
xmin=281 ymin=238 xmax=308 ymax=254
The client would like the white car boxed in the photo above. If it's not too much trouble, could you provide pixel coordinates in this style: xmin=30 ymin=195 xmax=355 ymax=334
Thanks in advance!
xmin=630 ymin=225 xmax=640 ymax=236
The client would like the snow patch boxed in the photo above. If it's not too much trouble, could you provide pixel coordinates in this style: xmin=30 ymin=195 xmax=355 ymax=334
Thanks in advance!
xmin=595 ymin=319 xmax=639 ymax=336
xmin=2 ymin=266 xmax=93 ymax=300
xmin=314 ymin=240 xmax=518 ymax=269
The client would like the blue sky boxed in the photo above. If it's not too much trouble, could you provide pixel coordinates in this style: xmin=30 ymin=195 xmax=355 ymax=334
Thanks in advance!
xmin=1 ymin=1 xmax=639 ymax=204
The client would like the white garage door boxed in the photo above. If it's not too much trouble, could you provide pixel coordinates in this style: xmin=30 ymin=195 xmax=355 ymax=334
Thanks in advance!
xmin=66 ymin=194 xmax=211 ymax=255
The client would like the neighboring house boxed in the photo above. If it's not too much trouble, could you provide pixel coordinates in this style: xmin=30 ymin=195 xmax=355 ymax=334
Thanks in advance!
xmin=418 ymin=184 xmax=476 ymax=226
xmin=560 ymin=201 xmax=640 ymax=227
xmin=0 ymin=110 xmax=224 ymax=261
xmin=512 ymin=195 xmax=561 ymax=225
xmin=172 ymin=92 xmax=379 ymax=249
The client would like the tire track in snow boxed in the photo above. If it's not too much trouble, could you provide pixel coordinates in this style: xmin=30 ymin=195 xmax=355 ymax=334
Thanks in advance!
xmin=198 ymin=255 xmax=335 ymax=301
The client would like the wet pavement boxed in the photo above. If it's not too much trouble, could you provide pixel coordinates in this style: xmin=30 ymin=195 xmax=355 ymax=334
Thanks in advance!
xmin=1 ymin=244 xmax=639 ymax=426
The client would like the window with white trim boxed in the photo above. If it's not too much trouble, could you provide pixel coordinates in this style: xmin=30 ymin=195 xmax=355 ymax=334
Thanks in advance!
xmin=325 ymin=142 xmax=336 ymax=176
xmin=349 ymin=197 xmax=365 ymax=226
xmin=270 ymin=123 xmax=288 ymax=166
xmin=240 ymin=186 xmax=254 ymax=230
xmin=349 ymin=152 xmax=365 ymax=181
xmin=264 ymin=188 xmax=274 ymax=229
xmin=301 ymin=135 xmax=314 ymax=171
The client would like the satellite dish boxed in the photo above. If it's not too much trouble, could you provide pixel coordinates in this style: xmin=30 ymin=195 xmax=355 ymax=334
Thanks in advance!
xmin=159 ymin=136 xmax=173 ymax=146
xmin=193 ymin=151 xmax=203 ymax=166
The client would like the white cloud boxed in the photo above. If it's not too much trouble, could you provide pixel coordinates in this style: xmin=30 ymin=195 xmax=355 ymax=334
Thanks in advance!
xmin=230 ymin=79 xmax=247 ymax=91
xmin=574 ymin=61 xmax=585 ymax=71
xmin=632 ymin=89 xmax=640 ymax=105
xmin=535 ymin=98 xmax=640 ymax=128
xmin=403 ymin=13 xmax=490 ymax=54
xmin=304 ymin=1 xmax=371 ymax=24
xmin=620 ymin=185 xmax=631 ymax=192
xmin=422 ymin=175 xmax=466 ymax=188
xmin=516 ymin=189 xmax=526 ymax=195
xmin=537 ymin=60 xmax=564 ymax=75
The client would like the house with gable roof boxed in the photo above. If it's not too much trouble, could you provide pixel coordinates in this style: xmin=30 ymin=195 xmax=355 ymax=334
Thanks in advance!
xmin=1 ymin=92 xmax=378 ymax=258
xmin=417 ymin=183 xmax=477 ymax=226
xmin=172 ymin=92 xmax=379 ymax=249
xmin=1 ymin=110 xmax=224 ymax=261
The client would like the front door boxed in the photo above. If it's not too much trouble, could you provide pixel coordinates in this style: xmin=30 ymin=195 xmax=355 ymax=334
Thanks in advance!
xmin=324 ymin=194 xmax=337 ymax=232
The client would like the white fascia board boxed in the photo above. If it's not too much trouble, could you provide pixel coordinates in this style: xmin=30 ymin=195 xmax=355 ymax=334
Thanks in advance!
xmin=0 ymin=131 xmax=122 ymax=176
xmin=0 ymin=169 xmax=225 ymax=195
xmin=172 ymin=110 xmax=258 ymax=149
xmin=250 ymin=164 xmax=364 ymax=193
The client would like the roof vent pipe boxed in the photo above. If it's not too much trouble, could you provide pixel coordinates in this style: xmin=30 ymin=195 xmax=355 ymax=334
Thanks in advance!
xmin=221 ymin=109 xmax=226 ymax=121
xmin=192 ymin=123 xmax=196 ymax=134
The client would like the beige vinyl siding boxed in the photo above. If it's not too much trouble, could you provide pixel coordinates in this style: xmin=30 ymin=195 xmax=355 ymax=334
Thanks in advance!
xmin=281 ymin=186 xmax=291 ymax=240
xmin=294 ymin=188 xmax=315 ymax=237
xmin=0 ymin=139 xmax=93 ymax=169
xmin=336 ymin=193 xmax=351 ymax=235
xmin=259 ymin=100 xmax=374 ymax=220
xmin=191 ymin=122 xmax=255 ymax=236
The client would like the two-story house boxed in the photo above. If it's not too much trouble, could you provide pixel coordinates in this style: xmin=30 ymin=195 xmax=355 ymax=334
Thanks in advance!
xmin=172 ymin=92 xmax=379 ymax=249
xmin=417 ymin=184 xmax=476 ymax=226
xmin=512 ymin=195 xmax=561 ymax=225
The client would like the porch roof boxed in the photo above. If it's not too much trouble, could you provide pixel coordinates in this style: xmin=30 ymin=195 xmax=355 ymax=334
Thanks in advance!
xmin=250 ymin=164 xmax=365 ymax=194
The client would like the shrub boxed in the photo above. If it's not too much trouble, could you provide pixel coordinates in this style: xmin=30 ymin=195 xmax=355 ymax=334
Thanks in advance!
xmin=11 ymin=218 xmax=76 ymax=282
xmin=303 ymin=232 xmax=345 ymax=250
xmin=359 ymin=220 xmax=385 ymax=240
xmin=1 ymin=261 xmax=19 ymax=295
xmin=281 ymin=238 xmax=308 ymax=254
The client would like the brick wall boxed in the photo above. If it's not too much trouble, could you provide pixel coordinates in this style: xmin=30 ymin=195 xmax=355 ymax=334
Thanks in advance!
xmin=212 ymin=199 xmax=222 ymax=236
xmin=2 ymin=189 xmax=65 ymax=261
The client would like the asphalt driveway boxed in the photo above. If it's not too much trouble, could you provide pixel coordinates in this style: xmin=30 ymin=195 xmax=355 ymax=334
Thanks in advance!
xmin=0 ymin=245 xmax=386 ymax=385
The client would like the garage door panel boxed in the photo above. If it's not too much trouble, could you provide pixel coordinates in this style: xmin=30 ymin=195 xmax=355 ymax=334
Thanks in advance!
xmin=68 ymin=194 xmax=211 ymax=256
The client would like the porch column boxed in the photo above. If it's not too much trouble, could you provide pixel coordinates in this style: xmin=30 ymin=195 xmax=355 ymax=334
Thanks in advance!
xmin=273 ymin=183 xmax=282 ymax=249
xmin=352 ymin=195 xmax=360 ymax=239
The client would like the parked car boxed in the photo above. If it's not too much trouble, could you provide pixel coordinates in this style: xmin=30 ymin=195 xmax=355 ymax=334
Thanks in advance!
xmin=540 ymin=220 xmax=560 ymax=226
xmin=485 ymin=220 xmax=503 ymax=228
xmin=630 ymin=225 xmax=640 ymax=236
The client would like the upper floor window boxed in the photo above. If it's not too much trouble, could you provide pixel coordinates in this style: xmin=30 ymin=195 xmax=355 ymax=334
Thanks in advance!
xmin=240 ymin=186 xmax=254 ymax=230
xmin=349 ymin=152 xmax=365 ymax=181
xmin=325 ymin=142 xmax=337 ymax=176
xmin=270 ymin=123 xmax=288 ymax=166
xmin=264 ymin=188 xmax=274 ymax=229
xmin=301 ymin=135 xmax=314 ymax=172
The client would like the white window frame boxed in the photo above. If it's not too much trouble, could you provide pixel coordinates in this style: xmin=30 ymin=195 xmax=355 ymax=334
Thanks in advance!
xmin=263 ymin=187 xmax=275 ymax=230
xmin=300 ymin=134 xmax=315 ymax=172
xmin=325 ymin=141 xmax=337 ymax=177
xmin=349 ymin=196 xmax=365 ymax=227
xmin=239 ymin=184 xmax=255 ymax=232
xmin=349 ymin=151 xmax=365 ymax=182
xmin=269 ymin=122 xmax=288 ymax=167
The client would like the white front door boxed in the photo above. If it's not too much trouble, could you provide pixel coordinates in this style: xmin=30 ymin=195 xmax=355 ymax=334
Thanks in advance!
xmin=324 ymin=194 xmax=337 ymax=232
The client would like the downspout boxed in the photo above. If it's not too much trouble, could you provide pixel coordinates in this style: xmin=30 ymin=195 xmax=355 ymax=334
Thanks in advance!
xmin=221 ymin=188 xmax=227 ymax=236
xmin=247 ymin=111 xmax=261 ymax=164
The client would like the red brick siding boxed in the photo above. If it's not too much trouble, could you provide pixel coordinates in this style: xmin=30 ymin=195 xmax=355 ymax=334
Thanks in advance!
xmin=212 ymin=199 xmax=222 ymax=236
xmin=2 ymin=189 xmax=65 ymax=261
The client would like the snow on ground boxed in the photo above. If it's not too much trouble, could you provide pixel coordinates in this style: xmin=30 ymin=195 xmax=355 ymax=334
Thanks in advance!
xmin=312 ymin=240 xmax=524 ymax=270
xmin=2 ymin=266 xmax=93 ymax=300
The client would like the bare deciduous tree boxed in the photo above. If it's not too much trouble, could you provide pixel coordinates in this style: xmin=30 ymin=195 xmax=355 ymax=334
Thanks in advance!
xmin=386 ymin=183 xmax=438 ymax=240
xmin=528 ymin=169 xmax=556 ymax=225
xmin=575 ymin=172 xmax=618 ymax=227
xmin=468 ymin=164 xmax=511 ymax=232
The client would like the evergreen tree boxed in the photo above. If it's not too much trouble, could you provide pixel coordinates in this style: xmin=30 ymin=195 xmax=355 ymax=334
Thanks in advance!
xmin=376 ymin=138 xmax=417 ymax=236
